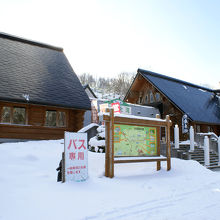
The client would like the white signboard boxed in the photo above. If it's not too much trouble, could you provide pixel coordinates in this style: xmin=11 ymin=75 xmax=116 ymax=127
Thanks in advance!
xmin=99 ymin=103 xmax=109 ymax=113
xmin=64 ymin=132 xmax=88 ymax=182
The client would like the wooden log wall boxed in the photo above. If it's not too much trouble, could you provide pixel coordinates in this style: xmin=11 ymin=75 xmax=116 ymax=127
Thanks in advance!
xmin=0 ymin=101 xmax=85 ymax=140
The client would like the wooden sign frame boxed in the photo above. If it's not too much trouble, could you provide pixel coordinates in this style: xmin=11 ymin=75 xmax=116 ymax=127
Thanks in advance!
xmin=103 ymin=108 xmax=172 ymax=178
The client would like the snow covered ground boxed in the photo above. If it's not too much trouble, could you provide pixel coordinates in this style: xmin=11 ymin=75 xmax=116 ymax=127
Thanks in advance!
xmin=1 ymin=139 xmax=220 ymax=220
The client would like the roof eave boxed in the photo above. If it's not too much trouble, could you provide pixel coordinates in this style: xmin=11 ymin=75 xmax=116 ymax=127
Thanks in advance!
xmin=0 ymin=97 xmax=91 ymax=111
xmin=138 ymin=68 xmax=214 ymax=93
xmin=192 ymin=120 xmax=220 ymax=125
xmin=0 ymin=32 xmax=63 ymax=52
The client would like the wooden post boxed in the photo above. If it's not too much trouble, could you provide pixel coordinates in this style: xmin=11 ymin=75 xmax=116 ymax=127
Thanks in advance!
xmin=156 ymin=114 xmax=161 ymax=171
xmin=109 ymin=108 xmax=114 ymax=178
xmin=166 ymin=115 xmax=171 ymax=171
xmin=105 ymin=121 xmax=110 ymax=177
xmin=105 ymin=109 xmax=110 ymax=177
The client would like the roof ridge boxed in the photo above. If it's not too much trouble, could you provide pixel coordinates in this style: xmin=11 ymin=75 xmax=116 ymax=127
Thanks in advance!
xmin=0 ymin=32 xmax=63 ymax=52
xmin=138 ymin=68 xmax=213 ymax=92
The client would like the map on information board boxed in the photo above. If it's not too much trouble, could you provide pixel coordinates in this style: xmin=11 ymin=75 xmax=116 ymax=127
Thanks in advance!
xmin=114 ymin=124 xmax=157 ymax=156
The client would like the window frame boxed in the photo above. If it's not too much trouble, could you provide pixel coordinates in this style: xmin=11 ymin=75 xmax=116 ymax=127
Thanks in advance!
xmin=45 ymin=109 xmax=67 ymax=128
xmin=1 ymin=105 xmax=27 ymax=125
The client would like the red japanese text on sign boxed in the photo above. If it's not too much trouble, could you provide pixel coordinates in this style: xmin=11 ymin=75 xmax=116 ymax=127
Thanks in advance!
xmin=111 ymin=102 xmax=120 ymax=113
xmin=64 ymin=132 xmax=88 ymax=182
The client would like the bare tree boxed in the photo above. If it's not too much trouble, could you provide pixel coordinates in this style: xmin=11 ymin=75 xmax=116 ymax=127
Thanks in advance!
xmin=112 ymin=72 xmax=135 ymax=98
xmin=78 ymin=72 xmax=135 ymax=99
xmin=78 ymin=73 xmax=96 ymax=87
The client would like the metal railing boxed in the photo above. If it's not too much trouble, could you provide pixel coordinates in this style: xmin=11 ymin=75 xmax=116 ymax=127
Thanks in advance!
xmin=173 ymin=124 xmax=220 ymax=167
xmin=195 ymin=132 xmax=218 ymax=153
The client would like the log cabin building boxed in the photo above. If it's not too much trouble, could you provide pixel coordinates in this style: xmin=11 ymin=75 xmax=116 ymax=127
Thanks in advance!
xmin=124 ymin=69 xmax=220 ymax=141
xmin=0 ymin=32 xmax=90 ymax=141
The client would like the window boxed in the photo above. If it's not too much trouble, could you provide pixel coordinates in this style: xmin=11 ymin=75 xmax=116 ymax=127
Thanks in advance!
xmin=150 ymin=91 xmax=154 ymax=103
xmin=1 ymin=107 xmax=11 ymax=123
xmin=1 ymin=106 xmax=26 ymax=125
xmin=155 ymin=93 xmax=161 ymax=102
xmin=45 ymin=110 xmax=66 ymax=127
xmin=13 ymin=107 xmax=26 ymax=124
xmin=45 ymin=110 xmax=57 ymax=127
xmin=145 ymin=95 xmax=148 ymax=104
xmin=207 ymin=126 xmax=211 ymax=133
xmin=58 ymin=112 xmax=66 ymax=127
xmin=139 ymin=96 xmax=143 ymax=104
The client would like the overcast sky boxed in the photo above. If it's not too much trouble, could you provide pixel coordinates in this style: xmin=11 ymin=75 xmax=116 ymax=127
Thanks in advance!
xmin=1 ymin=0 xmax=220 ymax=88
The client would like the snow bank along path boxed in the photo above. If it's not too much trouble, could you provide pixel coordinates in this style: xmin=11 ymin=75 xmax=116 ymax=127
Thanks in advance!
xmin=1 ymin=140 xmax=220 ymax=220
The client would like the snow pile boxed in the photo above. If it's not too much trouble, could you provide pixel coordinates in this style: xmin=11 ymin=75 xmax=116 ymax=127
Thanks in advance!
xmin=89 ymin=125 xmax=105 ymax=152
xmin=97 ymin=125 xmax=105 ymax=133
xmin=1 ymin=140 xmax=220 ymax=220
xmin=97 ymin=125 xmax=105 ymax=139
xmin=89 ymin=137 xmax=105 ymax=152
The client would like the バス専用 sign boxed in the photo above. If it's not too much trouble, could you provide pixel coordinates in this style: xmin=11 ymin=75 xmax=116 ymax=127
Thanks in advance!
xmin=64 ymin=132 xmax=88 ymax=182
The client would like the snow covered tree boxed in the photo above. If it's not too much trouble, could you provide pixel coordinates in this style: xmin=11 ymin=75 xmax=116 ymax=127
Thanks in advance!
xmin=88 ymin=125 xmax=105 ymax=153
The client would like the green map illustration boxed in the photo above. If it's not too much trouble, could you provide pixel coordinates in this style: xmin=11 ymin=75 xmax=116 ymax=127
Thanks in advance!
xmin=114 ymin=124 xmax=157 ymax=156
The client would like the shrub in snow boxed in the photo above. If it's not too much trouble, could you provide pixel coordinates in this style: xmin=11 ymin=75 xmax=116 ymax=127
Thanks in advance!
xmin=89 ymin=125 xmax=105 ymax=153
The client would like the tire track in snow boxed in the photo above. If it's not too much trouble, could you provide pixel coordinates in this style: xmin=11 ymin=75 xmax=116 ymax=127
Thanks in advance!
xmin=83 ymin=181 xmax=220 ymax=220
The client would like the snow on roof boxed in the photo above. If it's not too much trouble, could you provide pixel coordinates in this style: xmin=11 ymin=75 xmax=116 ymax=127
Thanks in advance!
xmin=103 ymin=112 xmax=167 ymax=122
xmin=78 ymin=123 xmax=99 ymax=132
xmin=199 ymin=88 xmax=207 ymax=93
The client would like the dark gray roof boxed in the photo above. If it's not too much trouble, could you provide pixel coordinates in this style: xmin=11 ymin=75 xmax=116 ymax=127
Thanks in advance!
xmin=0 ymin=32 xmax=91 ymax=110
xmin=138 ymin=69 xmax=220 ymax=125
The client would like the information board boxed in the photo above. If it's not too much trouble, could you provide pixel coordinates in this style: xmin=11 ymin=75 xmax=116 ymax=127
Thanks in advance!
xmin=64 ymin=132 xmax=88 ymax=182
xmin=114 ymin=124 xmax=157 ymax=156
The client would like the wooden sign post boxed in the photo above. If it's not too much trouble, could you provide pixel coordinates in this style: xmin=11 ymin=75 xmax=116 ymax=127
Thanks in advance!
xmin=104 ymin=109 xmax=172 ymax=178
